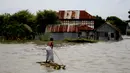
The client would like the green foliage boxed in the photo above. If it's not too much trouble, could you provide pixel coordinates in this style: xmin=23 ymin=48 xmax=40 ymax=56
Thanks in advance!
xmin=0 ymin=13 xmax=11 ymax=35
xmin=36 ymin=10 xmax=59 ymax=33
xmin=106 ymin=16 xmax=122 ymax=24
xmin=0 ymin=9 xmax=59 ymax=41
xmin=10 ymin=10 xmax=36 ymax=32
xmin=10 ymin=10 xmax=34 ymax=24
xmin=106 ymin=16 xmax=127 ymax=34
xmin=94 ymin=15 xmax=105 ymax=28
xmin=23 ymin=24 xmax=33 ymax=32
xmin=39 ymin=33 xmax=51 ymax=41
xmin=4 ymin=23 xmax=32 ymax=40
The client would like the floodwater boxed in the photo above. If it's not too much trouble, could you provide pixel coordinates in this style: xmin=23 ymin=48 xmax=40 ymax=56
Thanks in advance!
xmin=0 ymin=36 xmax=130 ymax=73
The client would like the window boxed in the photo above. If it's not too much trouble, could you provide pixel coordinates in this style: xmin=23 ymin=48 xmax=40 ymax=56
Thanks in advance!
xmin=85 ymin=21 xmax=87 ymax=24
xmin=64 ymin=21 xmax=65 ymax=24
xmin=80 ymin=21 xmax=82 ymax=24
xmin=63 ymin=21 xmax=65 ymax=24
xmin=82 ymin=21 xmax=84 ymax=24
xmin=67 ymin=21 xmax=69 ymax=24
xmin=99 ymin=32 xmax=106 ymax=37
xmin=111 ymin=33 xmax=114 ymax=38
xmin=105 ymin=32 xmax=108 ymax=37
xmin=84 ymin=21 xmax=86 ymax=24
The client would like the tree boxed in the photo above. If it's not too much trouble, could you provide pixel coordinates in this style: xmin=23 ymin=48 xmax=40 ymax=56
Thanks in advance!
xmin=0 ymin=13 xmax=11 ymax=36
xmin=0 ymin=14 xmax=5 ymax=35
xmin=36 ymin=10 xmax=59 ymax=33
xmin=0 ymin=10 xmax=36 ymax=40
xmin=106 ymin=16 xmax=127 ymax=34
xmin=0 ymin=10 xmax=60 ymax=40
xmin=94 ymin=15 xmax=105 ymax=28
xmin=9 ymin=10 xmax=36 ymax=39
xmin=3 ymin=23 xmax=34 ymax=40
xmin=10 ymin=10 xmax=36 ymax=31
xmin=10 ymin=10 xmax=34 ymax=24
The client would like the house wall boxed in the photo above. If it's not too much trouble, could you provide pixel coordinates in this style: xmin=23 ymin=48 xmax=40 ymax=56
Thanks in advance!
xmin=96 ymin=24 xmax=115 ymax=32
xmin=50 ymin=32 xmax=78 ymax=40
xmin=60 ymin=20 xmax=94 ymax=29
xmin=96 ymin=24 xmax=117 ymax=41
xmin=79 ymin=31 xmax=95 ymax=39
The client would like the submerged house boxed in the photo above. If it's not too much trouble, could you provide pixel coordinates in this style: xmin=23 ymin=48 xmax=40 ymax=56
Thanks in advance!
xmin=46 ymin=24 xmax=94 ymax=40
xmin=96 ymin=22 xmax=123 ymax=41
xmin=45 ymin=10 xmax=95 ymax=40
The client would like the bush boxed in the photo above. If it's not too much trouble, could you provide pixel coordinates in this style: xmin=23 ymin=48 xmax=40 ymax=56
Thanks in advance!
xmin=39 ymin=32 xmax=51 ymax=41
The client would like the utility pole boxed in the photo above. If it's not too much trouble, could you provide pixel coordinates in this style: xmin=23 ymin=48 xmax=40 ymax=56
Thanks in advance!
xmin=127 ymin=10 xmax=130 ymax=35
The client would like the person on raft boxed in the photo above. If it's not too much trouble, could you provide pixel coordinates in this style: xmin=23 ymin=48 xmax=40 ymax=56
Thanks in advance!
xmin=46 ymin=38 xmax=54 ymax=63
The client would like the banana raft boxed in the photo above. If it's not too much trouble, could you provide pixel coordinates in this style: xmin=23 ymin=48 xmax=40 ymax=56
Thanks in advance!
xmin=36 ymin=61 xmax=66 ymax=70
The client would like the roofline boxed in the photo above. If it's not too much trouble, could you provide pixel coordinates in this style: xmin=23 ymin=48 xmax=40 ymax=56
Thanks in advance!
xmin=60 ymin=18 xmax=95 ymax=20
xmin=59 ymin=10 xmax=86 ymax=11
xmin=96 ymin=22 xmax=121 ymax=33
xmin=106 ymin=22 xmax=121 ymax=32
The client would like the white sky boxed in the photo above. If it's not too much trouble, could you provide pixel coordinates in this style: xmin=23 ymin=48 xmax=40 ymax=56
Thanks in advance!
xmin=0 ymin=0 xmax=130 ymax=20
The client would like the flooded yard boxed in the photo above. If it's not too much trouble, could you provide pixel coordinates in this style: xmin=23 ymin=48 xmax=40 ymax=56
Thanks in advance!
xmin=0 ymin=36 xmax=130 ymax=73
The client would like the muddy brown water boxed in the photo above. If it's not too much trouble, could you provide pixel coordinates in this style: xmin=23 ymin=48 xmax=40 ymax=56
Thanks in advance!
xmin=0 ymin=37 xmax=130 ymax=73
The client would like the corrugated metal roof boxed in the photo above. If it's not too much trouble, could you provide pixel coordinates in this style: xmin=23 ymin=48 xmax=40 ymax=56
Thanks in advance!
xmin=78 ymin=24 xmax=94 ymax=31
xmin=79 ymin=11 xmax=94 ymax=19
xmin=58 ymin=11 xmax=65 ymax=19
xmin=46 ymin=24 xmax=94 ymax=33
xmin=58 ymin=10 xmax=94 ymax=19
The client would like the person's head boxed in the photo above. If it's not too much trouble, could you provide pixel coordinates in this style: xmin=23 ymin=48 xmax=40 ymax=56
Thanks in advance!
xmin=50 ymin=38 xmax=53 ymax=41
xmin=48 ymin=38 xmax=53 ymax=47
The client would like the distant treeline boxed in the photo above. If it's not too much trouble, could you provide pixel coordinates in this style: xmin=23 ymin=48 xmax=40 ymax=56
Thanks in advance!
xmin=0 ymin=10 xmax=128 ymax=40
xmin=94 ymin=15 xmax=128 ymax=35
xmin=0 ymin=10 xmax=60 ymax=40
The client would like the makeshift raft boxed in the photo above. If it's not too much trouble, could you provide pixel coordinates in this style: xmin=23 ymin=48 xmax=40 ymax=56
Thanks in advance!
xmin=36 ymin=61 xmax=66 ymax=70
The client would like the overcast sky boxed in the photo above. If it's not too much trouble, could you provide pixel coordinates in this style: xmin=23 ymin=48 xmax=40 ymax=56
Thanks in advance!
xmin=0 ymin=0 xmax=129 ymax=20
